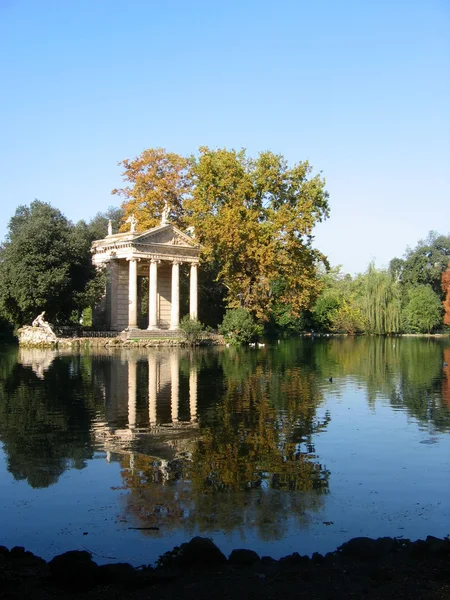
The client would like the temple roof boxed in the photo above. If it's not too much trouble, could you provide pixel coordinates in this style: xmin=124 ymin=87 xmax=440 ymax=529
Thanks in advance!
xmin=91 ymin=223 xmax=200 ymax=264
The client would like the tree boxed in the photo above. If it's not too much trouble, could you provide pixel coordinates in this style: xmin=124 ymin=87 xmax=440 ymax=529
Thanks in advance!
xmin=362 ymin=264 xmax=402 ymax=334
xmin=115 ymin=147 xmax=330 ymax=320
xmin=112 ymin=148 xmax=192 ymax=231
xmin=402 ymin=285 xmax=443 ymax=333
xmin=442 ymin=263 xmax=450 ymax=326
xmin=0 ymin=201 xmax=99 ymax=326
xmin=329 ymin=299 xmax=366 ymax=335
xmin=87 ymin=206 xmax=125 ymax=240
xmin=218 ymin=308 xmax=263 ymax=344
xmin=390 ymin=231 xmax=450 ymax=298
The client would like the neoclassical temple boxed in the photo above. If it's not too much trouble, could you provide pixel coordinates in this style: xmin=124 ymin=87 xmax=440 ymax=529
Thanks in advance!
xmin=91 ymin=216 xmax=200 ymax=331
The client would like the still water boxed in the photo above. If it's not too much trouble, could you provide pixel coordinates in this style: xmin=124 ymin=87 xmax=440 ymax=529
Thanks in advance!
xmin=0 ymin=337 xmax=449 ymax=565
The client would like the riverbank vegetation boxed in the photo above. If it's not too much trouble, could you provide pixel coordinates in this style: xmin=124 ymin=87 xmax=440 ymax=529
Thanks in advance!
xmin=0 ymin=148 xmax=449 ymax=338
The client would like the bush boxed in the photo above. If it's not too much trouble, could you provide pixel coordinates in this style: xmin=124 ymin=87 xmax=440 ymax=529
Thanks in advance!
xmin=179 ymin=315 xmax=204 ymax=345
xmin=218 ymin=309 xmax=263 ymax=345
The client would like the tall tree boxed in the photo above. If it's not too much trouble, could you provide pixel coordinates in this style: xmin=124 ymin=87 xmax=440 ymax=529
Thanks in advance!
xmin=442 ymin=263 xmax=450 ymax=326
xmin=115 ymin=146 xmax=330 ymax=320
xmin=390 ymin=231 xmax=450 ymax=298
xmin=402 ymin=284 xmax=443 ymax=333
xmin=362 ymin=264 xmax=402 ymax=334
xmin=0 ymin=201 xmax=95 ymax=325
xmin=112 ymin=148 xmax=193 ymax=231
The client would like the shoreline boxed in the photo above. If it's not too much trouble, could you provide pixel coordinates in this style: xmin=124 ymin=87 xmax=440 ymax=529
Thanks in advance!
xmin=1 ymin=534 xmax=449 ymax=599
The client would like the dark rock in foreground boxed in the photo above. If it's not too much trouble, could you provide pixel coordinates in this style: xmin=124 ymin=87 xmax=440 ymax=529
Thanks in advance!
xmin=1 ymin=535 xmax=450 ymax=599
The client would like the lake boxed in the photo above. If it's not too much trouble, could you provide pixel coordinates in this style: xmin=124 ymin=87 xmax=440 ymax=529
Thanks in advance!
xmin=0 ymin=337 xmax=449 ymax=565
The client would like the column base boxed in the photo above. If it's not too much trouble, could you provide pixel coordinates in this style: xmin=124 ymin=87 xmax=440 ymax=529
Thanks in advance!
xmin=147 ymin=325 xmax=159 ymax=331
xmin=169 ymin=326 xmax=180 ymax=331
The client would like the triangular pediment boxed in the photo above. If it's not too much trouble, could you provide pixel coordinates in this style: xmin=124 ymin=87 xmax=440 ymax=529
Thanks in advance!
xmin=133 ymin=224 xmax=198 ymax=248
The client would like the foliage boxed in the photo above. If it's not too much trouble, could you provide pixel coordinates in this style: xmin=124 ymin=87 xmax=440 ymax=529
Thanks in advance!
xmin=179 ymin=315 xmax=204 ymax=345
xmin=402 ymin=284 xmax=443 ymax=333
xmin=390 ymin=231 xmax=450 ymax=298
xmin=114 ymin=146 xmax=329 ymax=320
xmin=218 ymin=308 xmax=263 ymax=344
xmin=362 ymin=263 xmax=402 ymax=334
xmin=87 ymin=206 xmax=125 ymax=240
xmin=0 ymin=201 xmax=124 ymax=327
xmin=329 ymin=300 xmax=366 ymax=335
xmin=0 ymin=201 xmax=94 ymax=325
xmin=442 ymin=264 xmax=450 ymax=327
xmin=112 ymin=148 xmax=192 ymax=231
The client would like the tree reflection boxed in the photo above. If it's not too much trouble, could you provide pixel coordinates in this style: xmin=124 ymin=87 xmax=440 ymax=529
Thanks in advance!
xmin=312 ymin=336 xmax=450 ymax=431
xmin=118 ymin=348 xmax=330 ymax=540
xmin=0 ymin=350 xmax=105 ymax=487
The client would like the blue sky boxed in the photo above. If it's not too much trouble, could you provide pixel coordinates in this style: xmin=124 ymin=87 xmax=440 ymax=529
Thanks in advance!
xmin=1 ymin=0 xmax=449 ymax=274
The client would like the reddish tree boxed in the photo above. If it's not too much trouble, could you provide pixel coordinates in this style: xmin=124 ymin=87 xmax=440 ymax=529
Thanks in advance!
xmin=442 ymin=263 xmax=450 ymax=326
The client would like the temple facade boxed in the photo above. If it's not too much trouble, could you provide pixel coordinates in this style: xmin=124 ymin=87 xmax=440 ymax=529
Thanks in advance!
xmin=91 ymin=219 xmax=200 ymax=331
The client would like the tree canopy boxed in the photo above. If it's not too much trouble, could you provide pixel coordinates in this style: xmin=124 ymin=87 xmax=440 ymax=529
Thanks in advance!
xmin=0 ymin=201 xmax=118 ymax=326
xmin=390 ymin=231 xmax=450 ymax=298
xmin=114 ymin=147 xmax=330 ymax=320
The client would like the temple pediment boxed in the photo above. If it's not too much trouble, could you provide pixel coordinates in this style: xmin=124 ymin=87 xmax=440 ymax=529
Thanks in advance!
xmin=134 ymin=224 xmax=198 ymax=248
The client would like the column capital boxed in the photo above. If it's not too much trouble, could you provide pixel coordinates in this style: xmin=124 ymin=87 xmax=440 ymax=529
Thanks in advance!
xmin=126 ymin=256 xmax=140 ymax=262
xmin=150 ymin=257 xmax=161 ymax=265
xmin=172 ymin=258 xmax=183 ymax=265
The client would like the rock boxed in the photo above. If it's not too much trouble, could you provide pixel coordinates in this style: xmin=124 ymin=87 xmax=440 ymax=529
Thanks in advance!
xmin=261 ymin=556 xmax=278 ymax=565
xmin=171 ymin=537 xmax=227 ymax=567
xmin=311 ymin=552 xmax=324 ymax=564
xmin=407 ymin=540 xmax=428 ymax=557
xmin=339 ymin=537 xmax=395 ymax=560
xmin=48 ymin=550 xmax=99 ymax=589
xmin=98 ymin=562 xmax=138 ymax=586
xmin=228 ymin=549 xmax=260 ymax=565
xmin=279 ymin=552 xmax=306 ymax=566
xmin=10 ymin=547 xmax=25 ymax=556
xmin=425 ymin=535 xmax=450 ymax=555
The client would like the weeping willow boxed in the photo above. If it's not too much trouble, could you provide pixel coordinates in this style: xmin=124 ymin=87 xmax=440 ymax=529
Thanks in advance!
xmin=363 ymin=264 xmax=402 ymax=334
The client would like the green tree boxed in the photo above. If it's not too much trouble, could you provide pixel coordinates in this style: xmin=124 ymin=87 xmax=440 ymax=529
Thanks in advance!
xmin=219 ymin=308 xmax=263 ymax=344
xmin=362 ymin=263 xmax=402 ymax=334
xmin=0 ymin=201 xmax=97 ymax=325
xmin=87 ymin=206 xmax=125 ymax=240
xmin=390 ymin=231 xmax=450 ymax=298
xmin=402 ymin=284 xmax=443 ymax=333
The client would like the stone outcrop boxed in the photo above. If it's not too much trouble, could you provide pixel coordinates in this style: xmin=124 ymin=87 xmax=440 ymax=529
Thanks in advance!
xmin=17 ymin=325 xmax=58 ymax=347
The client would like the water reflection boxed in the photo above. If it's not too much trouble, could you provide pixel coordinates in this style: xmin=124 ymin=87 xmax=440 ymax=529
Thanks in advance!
xmin=0 ymin=337 xmax=449 ymax=552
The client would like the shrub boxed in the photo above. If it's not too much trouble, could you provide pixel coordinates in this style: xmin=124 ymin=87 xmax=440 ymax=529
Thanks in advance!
xmin=218 ymin=309 xmax=263 ymax=345
xmin=179 ymin=315 xmax=204 ymax=345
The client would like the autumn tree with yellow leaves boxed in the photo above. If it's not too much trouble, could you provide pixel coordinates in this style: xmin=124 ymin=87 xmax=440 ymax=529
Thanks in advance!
xmin=442 ymin=263 xmax=450 ymax=326
xmin=113 ymin=147 xmax=329 ymax=321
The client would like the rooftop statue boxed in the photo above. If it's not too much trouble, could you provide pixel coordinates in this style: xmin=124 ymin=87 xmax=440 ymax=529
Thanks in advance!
xmin=125 ymin=214 xmax=138 ymax=232
xmin=161 ymin=201 xmax=170 ymax=225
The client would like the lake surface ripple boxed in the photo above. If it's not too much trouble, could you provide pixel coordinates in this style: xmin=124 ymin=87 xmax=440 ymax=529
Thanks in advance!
xmin=0 ymin=337 xmax=449 ymax=564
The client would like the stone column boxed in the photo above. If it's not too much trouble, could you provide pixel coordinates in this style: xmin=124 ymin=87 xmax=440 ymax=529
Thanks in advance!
xmin=128 ymin=359 xmax=137 ymax=430
xmin=189 ymin=262 xmax=198 ymax=320
xmin=128 ymin=258 xmax=138 ymax=329
xmin=148 ymin=354 xmax=157 ymax=425
xmin=170 ymin=260 xmax=181 ymax=330
xmin=170 ymin=352 xmax=179 ymax=423
xmin=148 ymin=259 xmax=159 ymax=330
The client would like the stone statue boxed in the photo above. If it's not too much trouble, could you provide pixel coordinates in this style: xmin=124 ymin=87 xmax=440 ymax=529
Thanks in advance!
xmin=107 ymin=219 xmax=112 ymax=236
xmin=161 ymin=201 xmax=170 ymax=225
xmin=31 ymin=311 xmax=57 ymax=339
xmin=125 ymin=214 xmax=138 ymax=232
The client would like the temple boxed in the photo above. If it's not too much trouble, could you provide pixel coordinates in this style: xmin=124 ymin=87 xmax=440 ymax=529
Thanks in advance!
xmin=91 ymin=217 xmax=200 ymax=332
